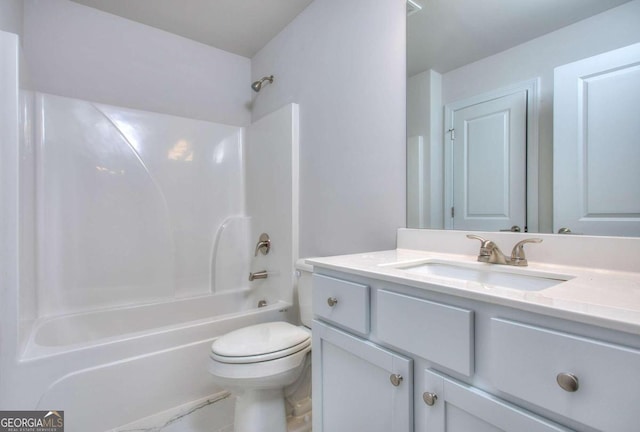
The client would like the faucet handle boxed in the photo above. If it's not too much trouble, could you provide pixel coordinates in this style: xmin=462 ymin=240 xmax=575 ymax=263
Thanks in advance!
xmin=510 ymin=238 xmax=543 ymax=266
xmin=467 ymin=234 xmax=495 ymax=250
xmin=254 ymin=233 xmax=271 ymax=256
xmin=467 ymin=234 xmax=492 ymax=262
xmin=466 ymin=234 xmax=488 ymax=245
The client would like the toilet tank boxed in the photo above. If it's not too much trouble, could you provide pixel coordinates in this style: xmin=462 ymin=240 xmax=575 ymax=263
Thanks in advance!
xmin=295 ymin=259 xmax=314 ymax=328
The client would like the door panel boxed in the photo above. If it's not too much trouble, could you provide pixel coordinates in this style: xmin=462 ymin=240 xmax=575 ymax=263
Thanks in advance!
xmin=554 ymin=42 xmax=640 ymax=236
xmin=450 ymin=91 xmax=527 ymax=231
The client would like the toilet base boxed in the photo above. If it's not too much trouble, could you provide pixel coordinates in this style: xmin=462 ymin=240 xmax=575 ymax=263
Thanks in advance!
xmin=234 ymin=388 xmax=286 ymax=432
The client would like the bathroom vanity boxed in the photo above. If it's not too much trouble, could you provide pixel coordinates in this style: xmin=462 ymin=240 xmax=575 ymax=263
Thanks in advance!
xmin=309 ymin=229 xmax=640 ymax=432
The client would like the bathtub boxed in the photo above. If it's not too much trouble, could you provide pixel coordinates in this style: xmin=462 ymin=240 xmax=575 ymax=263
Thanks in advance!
xmin=24 ymin=290 xmax=282 ymax=357
xmin=11 ymin=293 xmax=292 ymax=431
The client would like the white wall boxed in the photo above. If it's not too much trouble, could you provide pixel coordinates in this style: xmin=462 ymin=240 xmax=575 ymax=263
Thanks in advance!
xmin=250 ymin=0 xmax=407 ymax=258
xmin=0 ymin=30 xmax=20 ymax=406
xmin=407 ymin=70 xmax=443 ymax=229
xmin=407 ymin=70 xmax=432 ymax=139
xmin=22 ymin=0 xmax=251 ymax=126
xmin=441 ymin=0 xmax=640 ymax=233
xmin=0 ymin=0 xmax=30 ymax=88
xmin=0 ymin=0 xmax=23 ymax=39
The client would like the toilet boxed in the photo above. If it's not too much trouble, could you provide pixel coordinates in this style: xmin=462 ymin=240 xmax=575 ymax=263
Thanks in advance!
xmin=208 ymin=259 xmax=313 ymax=432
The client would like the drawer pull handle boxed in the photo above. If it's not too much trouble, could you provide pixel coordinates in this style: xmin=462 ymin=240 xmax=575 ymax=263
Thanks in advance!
xmin=390 ymin=374 xmax=403 ymax=387
xmin=556 ymin=373 xmax=579 ymax=392
xmin=423 ymin=392 xmax=438 ymax=406
xmin=327 ymin=297 xmax=338 ymax=307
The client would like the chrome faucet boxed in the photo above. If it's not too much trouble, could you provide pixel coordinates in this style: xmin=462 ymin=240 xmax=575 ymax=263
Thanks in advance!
xmin=467 ymin=235 xmax=542 ymax=266
xmin=249 ymin=270 xmax=268 ymax=281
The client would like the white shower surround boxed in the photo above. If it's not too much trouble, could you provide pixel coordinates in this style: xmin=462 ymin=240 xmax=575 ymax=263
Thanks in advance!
xmin=31 ymin=92 xmax=248 ymax=316
xmin=1 ymin=30 xmax=300 ymax=430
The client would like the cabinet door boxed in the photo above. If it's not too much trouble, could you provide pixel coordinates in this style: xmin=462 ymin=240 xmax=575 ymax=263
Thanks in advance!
xmin=423 ymin=370 xmax=570 ymax=432
xmin=312 ymin=320 xmax=412 ymax=432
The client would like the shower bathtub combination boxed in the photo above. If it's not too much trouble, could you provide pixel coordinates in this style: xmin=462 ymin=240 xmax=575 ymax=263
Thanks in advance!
xmin=0 ymin=31 xmax=298 ymax=431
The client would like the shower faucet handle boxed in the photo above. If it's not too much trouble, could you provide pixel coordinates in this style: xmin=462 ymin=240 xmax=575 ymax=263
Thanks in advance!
xmin=254 ymin=233 xmax=271 ymax=256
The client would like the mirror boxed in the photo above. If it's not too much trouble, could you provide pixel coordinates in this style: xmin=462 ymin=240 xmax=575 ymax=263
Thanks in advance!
xmin=406 ymin=0 xmax=640 ymax=236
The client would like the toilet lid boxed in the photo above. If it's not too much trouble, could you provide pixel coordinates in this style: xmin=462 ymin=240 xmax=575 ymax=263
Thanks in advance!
xmin=211 ymin=322 xmax=311 ymax=360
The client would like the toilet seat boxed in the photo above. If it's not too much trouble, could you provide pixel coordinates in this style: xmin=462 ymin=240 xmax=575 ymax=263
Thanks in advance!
xmin=210 ymin=321 xmax=311 ymax=364
xmin=208 ymin=322 xmax=311 ymax=384
xmin=211 ymin=338 xmax=311 ymax=364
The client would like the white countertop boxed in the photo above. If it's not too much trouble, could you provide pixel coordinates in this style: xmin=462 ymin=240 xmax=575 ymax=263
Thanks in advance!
xmin=307 ymin=248 xmax=640 ymax=336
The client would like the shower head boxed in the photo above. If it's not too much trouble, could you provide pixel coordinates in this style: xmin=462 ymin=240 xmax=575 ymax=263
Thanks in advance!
xmin=251 ymin=75 xmax=274 ymax=92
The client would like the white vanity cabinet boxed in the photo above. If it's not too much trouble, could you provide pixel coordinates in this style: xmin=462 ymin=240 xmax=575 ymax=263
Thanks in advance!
xmin=311 ymin=268 xmax=640 ymax=432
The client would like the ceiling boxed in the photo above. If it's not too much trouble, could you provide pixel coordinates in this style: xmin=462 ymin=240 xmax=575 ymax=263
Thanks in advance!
xmin=71 ymin=0 xmax=313 ymax=58
xmin=70 ymin=0 xmax=633 ymax=72
xmin=407 ymin=0 xmax=633 ymax=76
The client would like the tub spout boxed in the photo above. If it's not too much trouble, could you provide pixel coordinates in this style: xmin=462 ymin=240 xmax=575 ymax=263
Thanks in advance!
xmin=249 ymin=270 xmax=268 ymax=281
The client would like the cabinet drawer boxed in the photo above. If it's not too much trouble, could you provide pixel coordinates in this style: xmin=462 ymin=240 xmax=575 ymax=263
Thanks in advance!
xmin=489 ymin=318 xmax=640 ymax=432
xmin=376 ymin=290 xmax=474 ymax=376
xmin=312 ymin=274 xmax=369 ymax=335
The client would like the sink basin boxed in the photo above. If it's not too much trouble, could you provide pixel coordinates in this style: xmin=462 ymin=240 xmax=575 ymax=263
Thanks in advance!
xmin=392 ymin=259 xmax=572 ymax=291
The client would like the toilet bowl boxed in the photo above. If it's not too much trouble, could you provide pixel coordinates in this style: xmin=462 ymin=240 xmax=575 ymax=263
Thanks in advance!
xmin=208 ymin=259 xmax=314 ymax=432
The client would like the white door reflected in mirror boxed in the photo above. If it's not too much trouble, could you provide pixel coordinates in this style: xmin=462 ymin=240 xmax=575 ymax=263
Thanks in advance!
xmin=446 ymin=90 xmax=527 ymax=232
xmin=553 ymin=42 xmax=640 ymax=237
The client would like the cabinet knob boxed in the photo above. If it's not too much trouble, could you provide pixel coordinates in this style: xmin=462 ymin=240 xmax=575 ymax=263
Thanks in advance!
xmin=389 ymin=374 xmax=403 ymax=387
xmin=423 ymin=392 xmax=438 ymax=406
xmin=327 ymin=297 xmax=338 ymax=307
xmin=556 ymin=372 xmax=579 ymax=392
